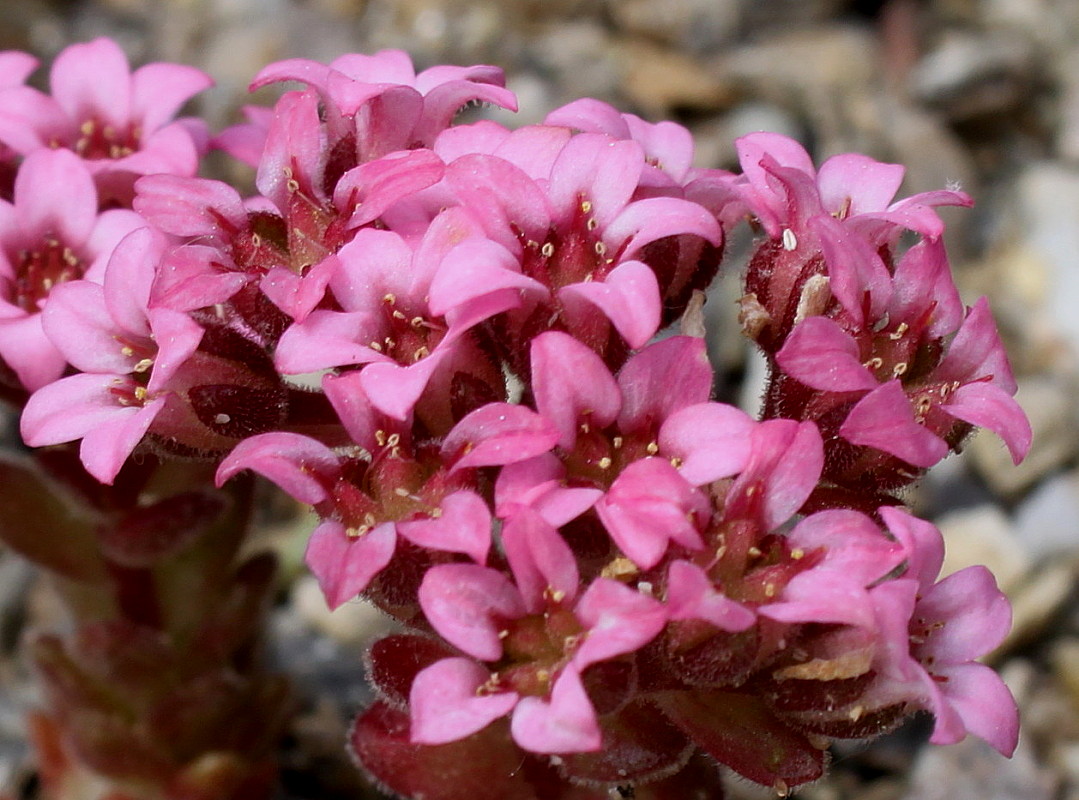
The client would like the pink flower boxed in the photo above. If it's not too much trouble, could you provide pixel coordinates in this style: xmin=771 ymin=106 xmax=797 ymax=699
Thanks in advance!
xmin=248 ymin=49 xmax=517 ymax=163
xmin=866 ymin=507 xmax=1019 ymax=756
xmin=410 ymin=509 xmax=666 ymax=753
xmin=734 ymin=132 xmax=971 ymax=243
xmin=0 ymin=38 xmax=212 ymax=197
xmin=20 ymin=227 xmax=204 ymax=482
xmin=0 ymin=148 xmax=143 ymax=389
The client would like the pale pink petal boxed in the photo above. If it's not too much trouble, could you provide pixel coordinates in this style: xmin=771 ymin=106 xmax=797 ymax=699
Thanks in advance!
xmin=41 ymin=281 xmax=135 ymax=374
xmin=50 ymin=38 xmax=131 ymax=129
xmin=418 ymin=563 xmax=526 ymax=661
xmin=0 ymin=314 xmax=67 ymax=391
xmin=130 ymin=62 xmax=213 ymax=133
xmin=410 ymin=658 xmax=519 ymax=745
xmin=917 ymin=566 xmax=1011 ymax=665
xmin=930 ymin=662 xmax=1019 ymax=756
xmin=658 ymin=402 xmax=756 ymax=485
xmin=79 ymin=397 xmax=166 ymax=484
xmin=572 ymin=578 xmax=667 ymax=668
xmin=511 ymin=667 xmax=602 ymax=754
xmin=133 ymin=175 xmax=247 ymax=239
xmin=15 ymin=148 xmax=97 ymax=247
xmin=20 ymin=372 xmax=133 ymax=446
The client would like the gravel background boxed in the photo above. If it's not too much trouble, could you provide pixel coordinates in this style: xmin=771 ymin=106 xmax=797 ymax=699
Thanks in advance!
xmin=2 ymin=1 xmax=1078 ymax=798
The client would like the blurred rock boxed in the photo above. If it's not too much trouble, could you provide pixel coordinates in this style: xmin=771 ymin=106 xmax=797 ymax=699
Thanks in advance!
xmin=911 ymin=29 xmax=1039 ymax=120
xmin=902 ymin=735 xmax=1057 ymax=800
xmin=1015 ymin=470 xmax=1079 ymax=562
xmin=969 ymin=377 xmax=1079 ymax=496
xmin=616 ymin=38 xmax=733 ymax=116
xmin=1004 ymin=561 xmax=1076 ymax=649
xmin=937 ymin=505 xmax=1029 ymax=595
xmin=292 ymin=575 xmax=396 ymax=647
xmin=607 ymin=0 xmax=739 ymax=54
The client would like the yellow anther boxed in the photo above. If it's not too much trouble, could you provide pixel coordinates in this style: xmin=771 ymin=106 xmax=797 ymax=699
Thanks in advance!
xmin=892 ymin=362 xmax=908 ymax=378
xmin=597 ymin=457 xmax=612 ymax=469
xmin=594 ymin=241 xmax=607 ymax=256
xmin=541 ymin=242 xmax=555 ymax=258
xmin=782 ymin=228 xmax=798 ymax=251
xmin=580 ymin=200 xmax=593 ymax=213
xmin=790 ymin=548 xmax=805 ymax=560
xmin=646 ymin=441 xmax=659 ymax=455
xmin=132 ymin=358 xmax=154 ymax=373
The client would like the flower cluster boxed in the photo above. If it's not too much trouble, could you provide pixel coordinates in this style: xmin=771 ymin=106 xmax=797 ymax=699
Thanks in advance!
xmin=1 ymin=38 xmax=1030 ymax=799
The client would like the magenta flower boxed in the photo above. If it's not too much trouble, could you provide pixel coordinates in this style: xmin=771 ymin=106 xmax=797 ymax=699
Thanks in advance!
xmin=0 ymin=148 xmax=143 ymax=389
xmin=0 ymin=38 xmax=212 ymax=197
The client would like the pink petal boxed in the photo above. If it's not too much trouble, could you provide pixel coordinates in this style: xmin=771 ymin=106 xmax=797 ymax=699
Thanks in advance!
xmin=559 ymin=260 xmax=661 ymax=349
xmin=878 ymin=506 xmax=945 ymax=590
xmin=530 ymin=331 xmax=621 ymax=450
xmin=215 ymin=431 xmax=341 ymax=503
xmin=0 ymin=314 xmax=67 ymax=391
xmin=15 ymin=148 xmax=98 ymax=247
xmin=548 ymin=134 xmax=642 ymax=229
xmin=501 ymin=508 xmax=579 ymax=613
xmin=130 ymin=62 xmax=213 ymax=134
xmin=936 ymin=297 xmax=1018 ymax=394
xmin=775 ymin=316 xmax=878 ymax=392
xmin=840 ymin=381 xmax=949 ymax=468
xmin=603 ymin=196 xmax=722 ymax=259
xmin=917 ymin=566 xmax=1011 ymax=665
xmin=359 ymin=348 xmax=450 ymax=422
xmin=50 ymin=38 xmax=131 ymax=129
xmin=594 ymin=458 xmax=707 ymax=570
xmin=273 ymin=310 xmax=387 ymax=374
xmin=510 ymin=666 xmax=602 ymax=754
xmin=261 ymin=257 xmax=339 ymax=323
xmin=816 ymin=153 xmax=905 ymax=217
xmin=41 ymin=281 xmax=134 ymax=374
xmin=418 ymin=564 xmax=525 ymax=662
xmin=658 ymin=402 xmax=756 ymax=485
xmin=942 ymin=381 xmax=1031 ymax=465
xmin=930 ymin=662 xmax=1019 ymax=756
xmin=409 ymin=658 xmax=519 ymax=745
xmin=133 ymin=175 xmax=247 ymax=239
xmin=427 ymin=238 xmax=546 ymax=319
xmin=572 ymin=577 xmax=667 ymax=668
xmin=616 ymin=336 xmax=713 ymax=434
xmin=305 ymin=519 xmax=397 ymax=609
xmin=20 ymin=372 xmax=137 ymax=447
xmin=79 ymin=397 xmax=166 ymax=484
xmin=441 ymin=403 xmax=560 ymax=471
xmin=397 ymin=489 xmax=492 ymax=565
xmin=144 ymin=307 xmax=205 ymax=393
xmin=666 ymin=560 xmax=755 ymax=631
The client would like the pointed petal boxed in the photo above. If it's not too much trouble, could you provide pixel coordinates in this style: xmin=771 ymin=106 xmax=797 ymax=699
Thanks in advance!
xmin=559 ymin=260 xmax=661 ymax=349
xmin=305 ymin=519 xmax=396 ymax=609
xmin=418 ymin=563 xmax=525 ymax=661
xmin=840 ymin=381 xmax=949 ymax=468
xmin=397 ymin=489 xmax=492 ymax=565
xmin=573 ymin=578 xmax=667 ymax=668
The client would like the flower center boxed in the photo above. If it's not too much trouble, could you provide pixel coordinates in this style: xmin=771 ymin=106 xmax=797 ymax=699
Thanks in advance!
xmin=72 ymin=118 xmax=140 ymax=160
xmin=14 ymin=237 xmax=84 ymax=312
